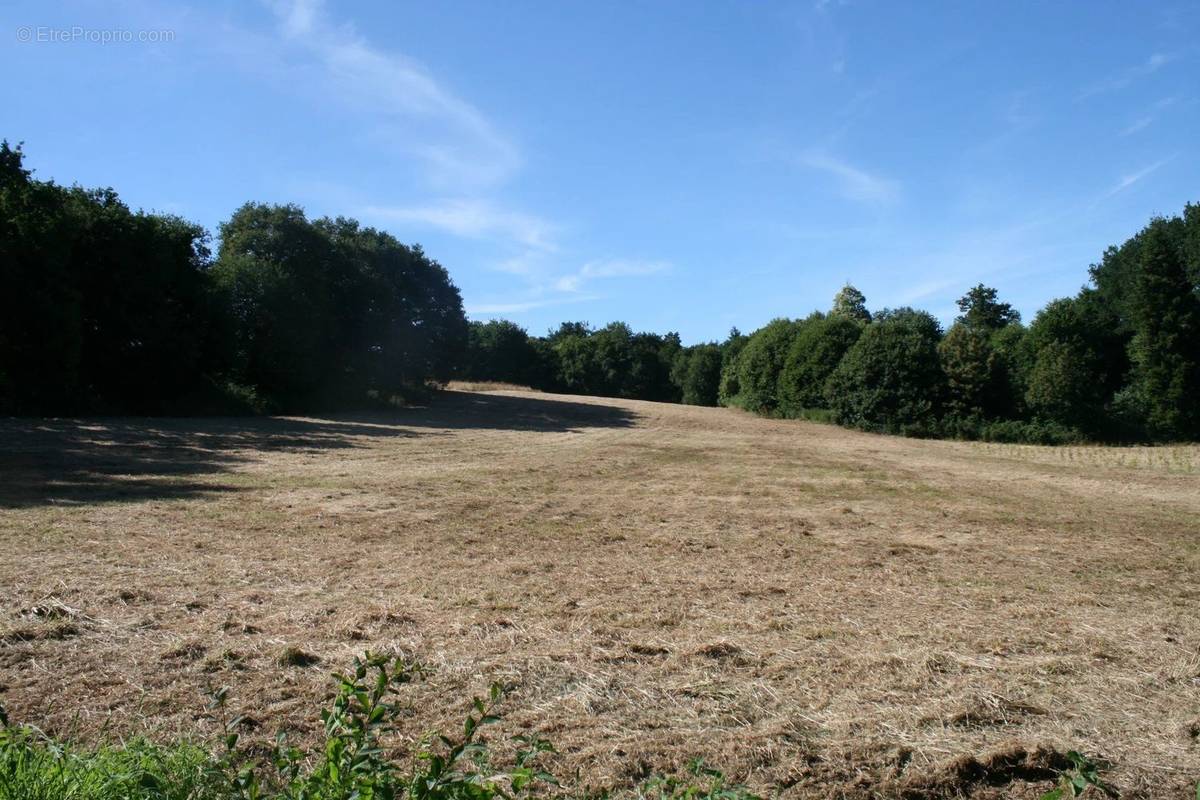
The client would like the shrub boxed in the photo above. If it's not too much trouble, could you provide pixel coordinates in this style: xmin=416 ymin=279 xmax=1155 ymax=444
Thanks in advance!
xmin=777 ymin=313 xmax=862 ymax=417
xmin=465 ymin=320 xmax=541 ymax=385
xmin=824 ymin=309 xmax=946 ymax=433
xmin=672 ymin=344 xmax=723 ymax=406
xmin=725 ymin=318 xmax=801 ymax=413
xmin=976 ymin=418 xmax=1083 ymax=445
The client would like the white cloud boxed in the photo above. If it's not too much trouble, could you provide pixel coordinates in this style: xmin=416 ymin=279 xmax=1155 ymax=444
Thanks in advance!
xmin=555 ymin=258 xmax=671 ymax=292
xmin=362 ymin=200 xmax=558 ymax=251
xmin=465 ymin=258 xmax=669 ymax=318
xmin=1079 ymin=52 xmax=1175 ymax=100
xmin=466 ymin=292 xmax=599 ymax=316
xmin=1118 ymin=96 xmax=1176 ymax=137
xmin=1101 ymin=157 xmax=1175 ymax=199
xmin=264 ymin=0 xmax=519 ymax=188
xmin=1120 ymin=116 xmax=1154 ymax=136
xmin=796 ymin=151 xmax=899 ymax=204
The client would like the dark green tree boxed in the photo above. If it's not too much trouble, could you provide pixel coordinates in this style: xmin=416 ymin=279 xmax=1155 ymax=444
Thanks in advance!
xmin=825 ymin=309 xmax=946 ymax=433
xmin=672 ymin=344 xmax=723 ymax=406
xmin=938 ymin=323 xmax=1002 ymax=420
xmin=1127 ymin=219 xmax=1200 ymax=439
xmin=717 ymin=327 xmax=749 ymax=405
xmin=831 ymin=284 xmax=872 ymax=323
xmin=0 ymin=141 xmax=222 ymax=413
xmin=726 ymin=318 xmax=802 ymax=413
xmin=955 ymin=284 xmax=1020 ymax=330
xmin=1020 ymin=295 xmax=1118 ymax=434
xmin=464 ymin=320 xmax=539 ymax=384
xmin=777 ymin=313 xmax=863 ymax=416
xmin=215 ymin=204 xmax=465 ymax=409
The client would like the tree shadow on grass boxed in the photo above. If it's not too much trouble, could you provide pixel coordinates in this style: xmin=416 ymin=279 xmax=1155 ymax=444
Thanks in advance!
xmin=0 ymin=390 xmax=637 ymax=509
xmin=383 ymin=390 xmax=639 ymax=432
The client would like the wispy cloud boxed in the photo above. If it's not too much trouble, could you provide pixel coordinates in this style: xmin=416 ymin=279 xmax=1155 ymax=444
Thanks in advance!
xmin=264 ymin=0 xmax=519 ymax=188
xmin=813 ymin=0 xmax=849 ymax=13
xmin=1120 ymin=116 xmax=1154 ymax=136
xmin=467 ymin=296 xmax=595 ymax=315
xmin=465 ymin=258 xmax=669 ymax=318
xmin=555 ymin=259 xmax=671 ymax=292
xmin=1079 ymin=52 xmax=1175 ymax=100
xmin=1101 ymin=156 xmax=1175 ymax=199
xmin=1118 ymin=96 xmax=1177 ymax=137
xmin=796 ymin=151 xmax=899 ymax=204
xmin=362 ymin=200 xmax=558 ymax=251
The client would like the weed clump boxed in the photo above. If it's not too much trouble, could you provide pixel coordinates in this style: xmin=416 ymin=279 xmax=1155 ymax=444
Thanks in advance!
xmin=277 ymin=647 xmax=320 ymax=668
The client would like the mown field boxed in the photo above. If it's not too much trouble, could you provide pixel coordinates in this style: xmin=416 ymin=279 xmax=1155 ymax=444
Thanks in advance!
xmin=1 ymin=388 xmax=1198 ymax=798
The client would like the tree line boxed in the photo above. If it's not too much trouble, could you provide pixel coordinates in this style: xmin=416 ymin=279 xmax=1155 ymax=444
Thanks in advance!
xmin=3 ymin=141 xmax=1197 ymax=442
xmin=0 ymin=142 xmax=467 ymax=414
xmin=465 ymin=206 xmax=1200 ymax=443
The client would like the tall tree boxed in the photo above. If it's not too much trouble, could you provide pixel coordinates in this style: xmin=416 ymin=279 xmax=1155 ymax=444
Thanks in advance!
xmin=825 ymin=309 xmax=946 ymax=433
xmin=1127 ymin=219 xmax=1200 ymax=439
xmin=831 ymin=284 xmax=872 ymax=323
xmin=955 ymin=284 xmax=1020 ymax=330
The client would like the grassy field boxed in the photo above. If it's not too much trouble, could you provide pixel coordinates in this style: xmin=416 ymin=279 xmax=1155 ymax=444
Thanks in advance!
xmin=1 ymin=388 xmax=1198 ymax=798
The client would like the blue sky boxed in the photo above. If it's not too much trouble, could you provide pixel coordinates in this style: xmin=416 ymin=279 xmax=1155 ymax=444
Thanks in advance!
xmin=4 ymin=1 xmax=1197 ymax=343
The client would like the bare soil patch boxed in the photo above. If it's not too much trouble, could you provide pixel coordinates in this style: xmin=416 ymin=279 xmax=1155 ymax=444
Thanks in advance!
xmin=1 ymin=389 xmax=1198 ymax=797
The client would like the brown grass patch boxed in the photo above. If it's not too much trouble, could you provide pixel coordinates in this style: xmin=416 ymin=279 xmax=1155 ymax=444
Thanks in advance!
xmin=1 ymin=389 xmax=1198 ymax=797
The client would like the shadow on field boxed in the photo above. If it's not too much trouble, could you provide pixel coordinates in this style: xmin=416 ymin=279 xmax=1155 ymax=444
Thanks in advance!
xmin=0 ymin=391 xmax=636 ymax=508
xmin=409 ymin=390 xmax=638 ymax=432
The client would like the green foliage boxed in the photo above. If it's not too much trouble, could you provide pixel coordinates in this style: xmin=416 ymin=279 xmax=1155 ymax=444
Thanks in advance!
xmin=215 ymin=207 xmax=467 ymax=410
xmin=1020 ymin=295 xmax=1122 ymax=435
xmin=0 ymin=141 xmax=223 ymax=414
xmin=938 ymin=324 xmax=1001 ymax=420
xmin=3 ymin=140 xmax=1199 ymax=444
xmin=0 ymin=727 xmax=227 ymax=800
xmin=1126 ymin=219 xmax=1200 ymax=440
xmin=465 ymin=320 xmax=540 ymax=385
xmin=830 ymin=284 xmax=871 ymax=323
xmin=0 ymin=143 xmax=466 ymax=415
xmin=1039 ymin=751 xmax=1117 ymax=799
xmin=716 ymin=328 xmax=748 ymax=406
xmin=955 ymin=283 xmax=1020 ymax=330
xmin=672 ymin=344 xmax=723 ymax=406
xmin=777 ymin=313 xmax=862 ymax=416
xmin=1024 ymin=340 xmax=1100 ymax=431
xmin=825 ymin=309 xmax=945 ymax=433
xmin=724 ymin=318 xmax=801 ymax=413
xmin=535 ymin=321 xmax=682 ymax=401
xmin=0 ymin=653 xmax=557 ymax=800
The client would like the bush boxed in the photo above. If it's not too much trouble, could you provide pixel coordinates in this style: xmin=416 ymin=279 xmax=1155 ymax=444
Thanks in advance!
xmin=725 ymin=318 xmax=801 ymax=413
xmin=935 ymin=416 xmax=1084 ymax=445
xmin=464 ymin=320 xmax=541 ymax=385
xmin=672 ymin=344 xmax=723 ymax=406
xmin=824 ymin=309 xmax=946 ymax=433
xmin=777 ymin=313 xmax=862 ymax=417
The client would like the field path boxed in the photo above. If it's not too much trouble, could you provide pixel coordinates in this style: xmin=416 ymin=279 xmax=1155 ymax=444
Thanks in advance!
xmin=2 ymin=389 xmax=1198 ymax=798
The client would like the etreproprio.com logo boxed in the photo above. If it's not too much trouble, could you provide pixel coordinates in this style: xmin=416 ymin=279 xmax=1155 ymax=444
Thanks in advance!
xmin=16 ymin=26 xmax=176 ymax=44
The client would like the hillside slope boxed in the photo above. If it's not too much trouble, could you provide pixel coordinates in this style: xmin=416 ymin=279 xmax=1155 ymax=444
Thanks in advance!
xmin=1 ymin=389 xmax=1198 ymax=797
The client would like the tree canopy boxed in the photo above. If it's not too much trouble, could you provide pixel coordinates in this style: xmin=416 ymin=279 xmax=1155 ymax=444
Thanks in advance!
xmin=4 ymin=141 xmax=1198 ymax=443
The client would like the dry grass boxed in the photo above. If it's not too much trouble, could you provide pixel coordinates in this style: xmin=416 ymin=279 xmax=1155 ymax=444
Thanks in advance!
xmin=1 ymin=389 xmax=1198 ymax=798
xmin=445 ymin=380 xmax=538 ymax=393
